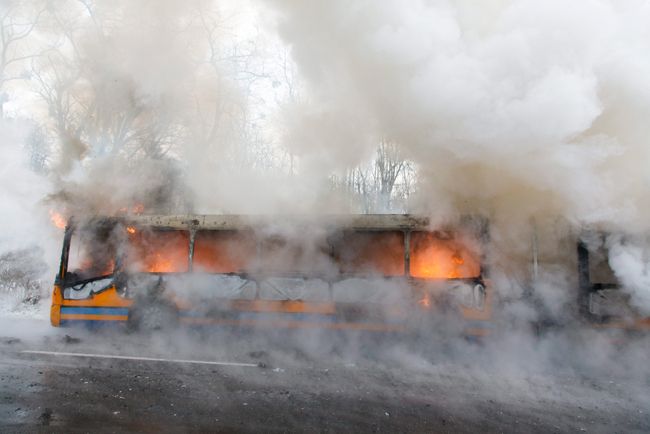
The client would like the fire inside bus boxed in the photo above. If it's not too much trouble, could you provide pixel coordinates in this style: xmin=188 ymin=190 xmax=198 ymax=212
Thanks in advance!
xmin=50 ymin=215 xmax=493 ymax=337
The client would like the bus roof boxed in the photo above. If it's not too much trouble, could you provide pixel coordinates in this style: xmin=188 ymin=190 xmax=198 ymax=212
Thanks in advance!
xmin=121 ymin=214 xmax=433 ymax=231
xmin=69 ymin=214 xmax=487 ymax=234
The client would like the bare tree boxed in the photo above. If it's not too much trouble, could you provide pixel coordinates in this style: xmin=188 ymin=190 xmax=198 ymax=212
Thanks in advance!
xmin=375 ymin=138 xmax=408 ymax=211
xmin=31 ymin=1 xmax=188 ymax=168
xmin=0 ymin=0 xmax=45 ymax=116
xmin=188 ymin=3 xmax=298 ymax=177
xmin=339 ymin=138 xmax=417 ymax=213
xmin=25 ymin=123 xmax=49 ymax=172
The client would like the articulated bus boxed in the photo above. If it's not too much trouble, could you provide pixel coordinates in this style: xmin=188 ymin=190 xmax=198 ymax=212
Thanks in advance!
xmin=50 ymin=214 xmax=493 ymax=338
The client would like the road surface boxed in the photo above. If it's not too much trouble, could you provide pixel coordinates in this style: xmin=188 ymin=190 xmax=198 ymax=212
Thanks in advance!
xmin=0 ymin=317 xmax=648 ymax=433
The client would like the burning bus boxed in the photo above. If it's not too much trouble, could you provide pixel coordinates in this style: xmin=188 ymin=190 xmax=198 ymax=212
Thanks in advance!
xmin=50 ymin=214 xmax=493 ymax=337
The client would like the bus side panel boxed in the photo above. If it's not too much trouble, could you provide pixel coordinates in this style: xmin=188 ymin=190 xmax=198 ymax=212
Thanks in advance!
xmin=58 ymin=287 xmax=132 ymax=326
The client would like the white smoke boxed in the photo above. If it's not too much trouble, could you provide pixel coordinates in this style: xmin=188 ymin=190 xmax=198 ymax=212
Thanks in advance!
xmin=1 ymin=0 xmax=649 ymax=342
xmin=265 ymin=0 xmax=650 ymax=311
xmin=0 ymin=119 xmax=58 ymax=311
xmin=0 ymin=4 xmax=647 ymax=423
xmin=607 ymin=234 xmax=650 ymax=315
xmin=0 ymin=120 xmax=52 ymax=252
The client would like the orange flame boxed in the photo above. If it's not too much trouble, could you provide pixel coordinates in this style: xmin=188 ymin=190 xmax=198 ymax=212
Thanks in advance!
xmin=125 ymin=230 xmax=189 ymax=273
xmin=49 ymin=210 xmax=66 ymax=229
xmin=410 ymin=233 xmax=480 ymax=279
xmin=126 ymin=226 xmax=136 ymax=234
xmin=117 ymin=204 xmax=144 ymax=215
xmin=418 ymin=294 xmax=431 ymax=308
xmin=147 ymin=253 xmax=175 ymax=273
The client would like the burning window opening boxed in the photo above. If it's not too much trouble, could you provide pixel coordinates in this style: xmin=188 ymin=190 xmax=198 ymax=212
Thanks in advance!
xmin=410 ymin=231 xmax=481 ymax=279
xmin=257 ymin=234 xmax=334 ymax=275
xmin=125 ymin=229 xmax=189 ymax=273
xmin=66 ymin=224 xmax=119 ymax=283
xmin=333 ymin=231 xmax=405 ymax=277
xmin=193 ymin=230 xmax=256 ymax=273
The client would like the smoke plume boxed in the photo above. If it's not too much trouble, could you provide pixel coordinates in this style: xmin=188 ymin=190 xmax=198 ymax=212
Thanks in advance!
xmin=265 ymin=0 xmax=650 ymax=311
xmin=0 ymin=0 xmax=649 ymax=372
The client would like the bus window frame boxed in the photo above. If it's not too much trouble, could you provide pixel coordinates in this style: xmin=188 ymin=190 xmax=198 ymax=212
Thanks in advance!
xmin=59 ymin=220 xmax=121 ymax=287
xmin=57 ymin=222 xmax=487 ymax=286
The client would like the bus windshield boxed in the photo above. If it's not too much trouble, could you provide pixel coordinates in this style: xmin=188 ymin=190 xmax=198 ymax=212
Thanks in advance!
xmin=65 ymin=223 xmax=119 ymax=284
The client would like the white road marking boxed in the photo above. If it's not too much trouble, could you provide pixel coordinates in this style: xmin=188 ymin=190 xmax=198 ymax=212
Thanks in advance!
xmin=20 ymin=350 xmax=259 ymax=368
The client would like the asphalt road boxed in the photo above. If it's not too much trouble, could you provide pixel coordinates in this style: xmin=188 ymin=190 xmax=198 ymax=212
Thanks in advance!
xmin=0 ymin=318 xmax=648 ymax=433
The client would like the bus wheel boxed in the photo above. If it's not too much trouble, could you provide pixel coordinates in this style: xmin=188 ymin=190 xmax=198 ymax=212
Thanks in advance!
xmin=127 ymin=301 xmax=178 ymax=333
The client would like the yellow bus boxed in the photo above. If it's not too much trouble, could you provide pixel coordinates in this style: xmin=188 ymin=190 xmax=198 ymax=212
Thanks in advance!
xmin=50 ymin=214 xmax=494 ymax=337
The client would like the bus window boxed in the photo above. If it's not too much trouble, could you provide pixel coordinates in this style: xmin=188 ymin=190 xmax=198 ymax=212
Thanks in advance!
xmin=125 ymin=229 xmax=189 ymax=273
xmin=67 ymin=225 xmax=117 ymax=283
xmin=193 ymin=231 xmax=256 ymax=273
xmin=257 ymin=234 xmax=332 ymax=274
xmin=410 ymin=231 xmax=481 ymax=279
xmin=332 ymin=231 xmax=405 ymax=276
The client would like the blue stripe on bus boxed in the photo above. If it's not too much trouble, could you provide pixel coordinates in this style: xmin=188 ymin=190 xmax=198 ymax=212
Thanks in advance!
xmin=59 ymin=320 xmax=126 ymax=328
xmin=60 ymin=307 xmax=130 ymax=316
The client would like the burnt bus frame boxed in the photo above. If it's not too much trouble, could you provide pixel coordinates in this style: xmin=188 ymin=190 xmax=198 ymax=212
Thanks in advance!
xmin=576 ymin=235 xmax=620 ymax=321
xmin=56 ymin=215 xmax=490 ymax=301
xmin=55 ymin=221 xmax=74 ymax=287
